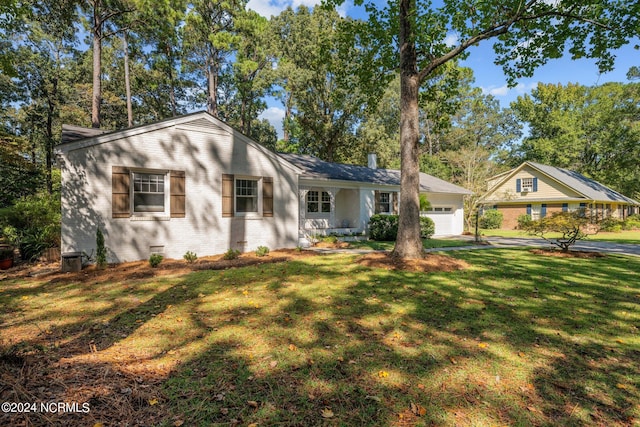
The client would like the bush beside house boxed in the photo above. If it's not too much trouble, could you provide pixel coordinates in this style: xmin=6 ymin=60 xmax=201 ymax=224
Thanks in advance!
xmin=369 ymin=214 xmax=435 ymax=241
xmin=480 ymin=210 xmax=503 ymax=229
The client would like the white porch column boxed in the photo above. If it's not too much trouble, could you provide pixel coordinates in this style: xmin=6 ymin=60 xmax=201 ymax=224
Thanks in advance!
xmin=299 ymin=187 xmax=310 ymax=230
xmin=326 ymin=187 xmax=338 ymax=228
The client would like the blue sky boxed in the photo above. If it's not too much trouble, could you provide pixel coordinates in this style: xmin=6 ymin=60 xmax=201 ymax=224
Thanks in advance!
xmin=247 ymin=0 xmax=639 ymax=136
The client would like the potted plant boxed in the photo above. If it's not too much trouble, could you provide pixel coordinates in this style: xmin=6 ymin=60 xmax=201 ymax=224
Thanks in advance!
xmin=0 ymin=246 xmax=14 ymax=270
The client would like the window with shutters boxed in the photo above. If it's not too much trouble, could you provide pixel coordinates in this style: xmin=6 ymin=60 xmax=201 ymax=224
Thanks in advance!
xmin=521 ymin=177 xmax=533 ymax=192
xmin=531 ymin=204 xmax=541 ymax=220
xmin=222 ymin=174 xmax=273 ymax=217
xmin=112 ymin=167 xmax=185 ymax=219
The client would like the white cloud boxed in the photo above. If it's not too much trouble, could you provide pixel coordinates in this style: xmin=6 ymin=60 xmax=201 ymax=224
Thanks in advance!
xmin=292 ymin=0 xmax=323 ymax=8
xmin=334 ymin=0 xmax=352 ymax=17
xmin=259 ymin=106 xmax=286 ymax=139
xmin=247 ymin=0 xmax=333 ymax=18
xmin=246 ymin=0 xmax=288 ymax=18
xmin=444 ymin=33 xmax=459 ymax=47
xmin=482 ymin=82 xmax=538 ymax=98
xmin=483 ymin=84 xmax=510 ymax=97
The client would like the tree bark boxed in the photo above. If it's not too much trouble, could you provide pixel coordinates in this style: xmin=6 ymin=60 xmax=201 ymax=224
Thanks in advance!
xmin=283 ymin=91 xmax=292 ymax=142
xmin=123 ymin=32 xmax=133 ymax=127
xmin=167 ymin=45 xmax=177 ymax=116
xmin=91 ymin=1 xmax=102 ymax=129
xmin=207 ymin=56 xmax=218 ymax=117
xmin=393 ymin=0 xmax=424 ymax=259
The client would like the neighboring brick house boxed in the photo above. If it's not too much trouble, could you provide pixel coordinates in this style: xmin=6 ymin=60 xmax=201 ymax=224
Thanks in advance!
xmin=57 ymin=112 xmax=471 ymax=262
xmin=480 ymin=162 xmax=640 ymax=229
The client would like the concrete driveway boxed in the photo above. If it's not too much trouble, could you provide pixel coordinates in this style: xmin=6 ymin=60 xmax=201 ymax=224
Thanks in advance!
xmin=430 ymin=235 xmax=640 ymax=257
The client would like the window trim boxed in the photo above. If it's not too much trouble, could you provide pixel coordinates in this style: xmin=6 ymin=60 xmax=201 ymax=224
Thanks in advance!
xmin=378 ymin=192 xmax=391 ymax=214
xmin=306 ymin=190 xmax=331 ymax=215
xmin=131 ymin=169 xmax=169 ymax=217
xmin=234 ymin=176 xmax=262 ymax=217
xmin=521 ymin=177 xmax=534 ymax=192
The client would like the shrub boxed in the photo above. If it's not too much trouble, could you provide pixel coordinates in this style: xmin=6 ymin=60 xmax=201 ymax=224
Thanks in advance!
xmin=149 ymin=254 xmax=163 ymax=268
xmin=517 ymin=214 xmax=532 ymax=229
xmin=0 ymin=193 xmax=61 ymax=260
xmin=479 ymin=209 xmax=503 ymax=229
xmin=521 ymin=211 xmax=597 ymax=252
xmin=320 ymin=235 xmax=338 ymax=244
xmin=623 ymin=214 xmax=640 ymax=230
xmin=255 ymin=246 xmax=270 ymax=257
xmin=419 ymin=194 xmax=431 ymax=212
xmin=223 ymin=248 xmax=241 ymax=260
xmin=419 ymin=216 xmax=435 ymax=239
xmin=183 ymin=251 xmax=198 ymax=263
xmin=369 ymin=214 xmax=399 ymax=241
xmin=599 ymin=217 xmax=623 ymax=233
xmin=96 ymin=228 xmax=107 ymax=268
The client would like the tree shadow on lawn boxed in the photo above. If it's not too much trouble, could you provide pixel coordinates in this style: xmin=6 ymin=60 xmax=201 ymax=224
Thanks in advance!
xmin=1 ymin=249 xmax=639 ymax=426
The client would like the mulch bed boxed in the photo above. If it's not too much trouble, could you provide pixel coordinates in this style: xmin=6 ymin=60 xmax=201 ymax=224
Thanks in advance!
xmin=357 ymin=252 xmax=470 ymax=273
xmin=529 ymin=248 xmax=607 ymax=258
xmin=1 ymin=249 xmax=319 ymax=285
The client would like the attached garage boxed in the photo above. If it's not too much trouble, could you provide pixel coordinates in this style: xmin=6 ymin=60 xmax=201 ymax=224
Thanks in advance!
xmin=420 ymin=193 xmax=467 ymax=236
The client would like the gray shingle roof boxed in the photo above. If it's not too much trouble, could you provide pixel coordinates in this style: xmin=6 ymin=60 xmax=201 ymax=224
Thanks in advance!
xmin=279 ymin=153 xmax=472 ymax=195
xmin=528 ymin=162 xmax=639 ymax=205
xmin=60 ymin=124 xmax=109 ymax=144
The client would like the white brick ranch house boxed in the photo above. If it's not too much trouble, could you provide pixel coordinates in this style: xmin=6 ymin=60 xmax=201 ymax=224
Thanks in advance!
xmin=57 ymin=112 xmax=471 ymax=262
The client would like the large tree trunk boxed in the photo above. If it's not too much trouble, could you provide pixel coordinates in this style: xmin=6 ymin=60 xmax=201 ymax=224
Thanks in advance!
xmin=123 ymin=32 xmax=133 ymax=127
xmin=167 ymin=45 xmax=178 ymax=116
xmin=91 ymin=2 xmax=102 ymax=129
xmin=283 ymin=91 xmax=292 ymax=142
xmin=393 ymin=0 xmax=424 ymax=259
xmin=45 ymin=78 xmax=57 ymax=195
xmin=207 ymin=56 xmax=218 ymax=117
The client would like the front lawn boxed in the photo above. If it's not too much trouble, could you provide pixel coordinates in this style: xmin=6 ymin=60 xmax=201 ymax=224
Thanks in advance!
xmin=1 ymin=249 xmax=638 ymax=426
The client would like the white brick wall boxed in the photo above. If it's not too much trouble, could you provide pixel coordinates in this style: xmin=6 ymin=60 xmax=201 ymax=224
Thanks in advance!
xmin=60 ymin=116 xmax=299 ymax=262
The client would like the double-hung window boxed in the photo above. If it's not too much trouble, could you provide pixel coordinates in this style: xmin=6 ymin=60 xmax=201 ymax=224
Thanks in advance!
xmin=133 ymin=172 xmax=166 ymax=213
xmin=307 ymin=191 xmax=331 ymax=213
xmin=379 ymin=192 xmax=391 ymax=213
xmin=221 ymin=174 xmax=272 ymax=218
xmin=235 ymin=179 xmax=259 ymax=213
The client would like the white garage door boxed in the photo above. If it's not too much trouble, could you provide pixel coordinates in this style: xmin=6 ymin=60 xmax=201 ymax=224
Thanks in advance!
xmin=422 ymin=207 xmax=457 ymax=236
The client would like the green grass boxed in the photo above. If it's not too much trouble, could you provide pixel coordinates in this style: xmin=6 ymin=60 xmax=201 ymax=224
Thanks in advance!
xmin=349 ymin=237 xmax=472 ymax=251
xmin=480 ymin=228 xmax=640 ymax=244
xmin=1 ymin=250 xmax=639 ymax=426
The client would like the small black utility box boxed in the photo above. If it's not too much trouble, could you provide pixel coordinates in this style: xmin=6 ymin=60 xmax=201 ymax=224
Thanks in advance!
xmin=61 ymin=252 xmax=82 ymax=272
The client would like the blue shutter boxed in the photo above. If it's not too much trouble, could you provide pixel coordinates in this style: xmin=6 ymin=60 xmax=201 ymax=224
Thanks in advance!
xmin=562 ymin=203 xmax=568 ymax=212
xmin=526 ymin=204 xmax=531 ymax=215
xmin=541 ymin=204 xmax=547 ymax=218
xmin=516 ymin=178 xmax=521 ymax=192
xmin=533 ymin=177 xmax=538 ymax=192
